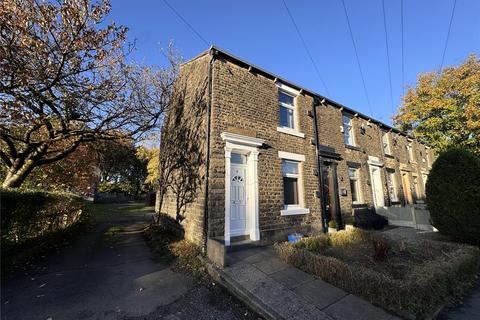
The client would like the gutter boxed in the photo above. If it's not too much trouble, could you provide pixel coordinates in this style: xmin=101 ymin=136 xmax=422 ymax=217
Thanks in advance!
xmin=202 ymin=47 xmax=215 ymax=252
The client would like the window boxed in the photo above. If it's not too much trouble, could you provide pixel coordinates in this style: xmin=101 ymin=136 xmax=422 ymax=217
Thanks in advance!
xmin=386 ymin=170 xmax=398 ymax=202
xmin=343 ymin=115 xmax=355 ymax=146
xmin=422 ymin=173 xmax=428 ymax=195
xmin=412 ymin=176 xmax=419 ymax=202
xmin=426 ymin=149 xmax=431 ymax=166
xmin=279 ymin=91 xmax=295 ymax=129
xmin=283 ymin=160 xmax=299 ymax=205
xmin=278 ymin=151 xmax=309 ymax=215
xmin=382 ymin=131 xmax=391 ymax=155
xmin=348 ymin=167 xmax=362 ymax=204
xmin=231 ymin=153 xmax=246 ymax=164
xmin=407 ymin=143 xmax=415 ymax=162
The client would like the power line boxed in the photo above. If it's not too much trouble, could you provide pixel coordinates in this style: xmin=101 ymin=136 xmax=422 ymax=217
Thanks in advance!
xmin=162 ymin=0 xmax=209 ymax=47
xmin=401 ymin=0 xmax=405 ymax=96
xmin=341 ymin=0 xmax=373 ymax=116
xmin=381 ymin=0 xmax=394 ymax=115
xmin=281 ymin=0 xmax=330 ymax=96
xmin=439 ymin=0 xmax=457 ymax=71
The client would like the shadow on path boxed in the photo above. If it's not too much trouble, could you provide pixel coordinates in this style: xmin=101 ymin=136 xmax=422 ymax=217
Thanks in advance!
xmin=1 ymin=203 xmax=194 ymax=320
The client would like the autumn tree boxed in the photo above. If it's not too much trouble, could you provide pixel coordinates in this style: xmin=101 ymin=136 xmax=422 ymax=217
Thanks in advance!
xmin=0 ymin=142 xmax=99 ymax=193
xmin=95 ymin=139 xmax=148 ymax=196
xmin=394 ymin=54 xmax=480 ymax=155
xmin=0 ymin=0 xmax=178 ymax=188
xmin=136 ymin=134 xmax=160 ymax=188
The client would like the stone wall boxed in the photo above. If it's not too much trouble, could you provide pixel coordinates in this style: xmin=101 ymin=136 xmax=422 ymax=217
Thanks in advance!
xmin=156 ymin=54 xmax=210 ymax=244
xmin=158 ymin=50 xmax=434 ymax=243
xmin=206 ymin=55 xmax=433 ymax=239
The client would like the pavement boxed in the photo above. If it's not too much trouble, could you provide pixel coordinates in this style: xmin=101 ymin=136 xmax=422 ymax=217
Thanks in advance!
xmin=1 ymin=203 xmax=258 ymax=320
xmin=211 ymin=246 xmax=401 ymax=320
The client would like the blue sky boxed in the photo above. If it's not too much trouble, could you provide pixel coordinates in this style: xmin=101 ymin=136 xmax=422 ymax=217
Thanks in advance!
xmin=109 ymin=0 xmax=480 ymax=125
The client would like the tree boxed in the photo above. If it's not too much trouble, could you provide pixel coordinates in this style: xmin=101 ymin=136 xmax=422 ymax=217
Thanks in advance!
xmin=426 ymin=148 xmax=480 ymax=245
xmin=95 ymin=139 xmax=148 ymax=196
xmin=137 ymin=134 xmax=160 ymax=188
xmin=0 ymin=0 xmax=178 ymax=188
xmin=394 ymin=54 xmax=480 ymax=155
xmin=0 ymin=142 xmax=99 ymax=194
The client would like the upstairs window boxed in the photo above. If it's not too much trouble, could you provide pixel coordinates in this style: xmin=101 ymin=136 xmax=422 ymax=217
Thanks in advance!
xmin=279 ymin=91 xmax=295 ymax=129
xmin=382 ymin=131 xmax=391 ymax=155
xmin=282 ymin=160 xmax=299 ymax=205
xmin=343 ymin=115 xmax=355 ymax=146
xmin=408 ymin=143 xmax=415 ymax=162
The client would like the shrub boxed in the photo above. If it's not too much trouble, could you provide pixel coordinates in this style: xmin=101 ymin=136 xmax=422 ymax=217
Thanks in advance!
xmin=1 ymin=188 xmax=86 ymax=270
xmin=294 ymin=228 xmax=373 ymax=252
xmin=371 ymin=235 xmax=391 ymax=261
xmin=295 ymin=235 xmax=331 ymax=253
xmin=426 ymin=148 xmax=480 ymax=245
xmin=328 ymin=220 xmax=337 ymax=228
xmin=329 ymin=228 xmax=372 ymax=247
xmin=143 ymin=213 xmax=185 ymax=259
xmin=1 ymin=188 xmax=84 ymax=244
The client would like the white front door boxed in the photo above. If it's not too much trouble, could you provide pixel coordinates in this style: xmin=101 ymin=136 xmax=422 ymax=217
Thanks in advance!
xmin=370 ymin=166 xmax=385 ymax=207
xmin=230 ymin=164 xmax=247 ymax=236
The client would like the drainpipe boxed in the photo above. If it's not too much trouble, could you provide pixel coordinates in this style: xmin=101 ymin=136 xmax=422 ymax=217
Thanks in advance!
xmin=202 ymin=48 xmax=215 ymax=253
xmin=312 ymin=97 xmax=328 ymax=233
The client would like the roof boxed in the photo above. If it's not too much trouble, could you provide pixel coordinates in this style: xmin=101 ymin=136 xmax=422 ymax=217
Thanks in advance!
xmin=183 ymin=45 xmax=413 ymax=138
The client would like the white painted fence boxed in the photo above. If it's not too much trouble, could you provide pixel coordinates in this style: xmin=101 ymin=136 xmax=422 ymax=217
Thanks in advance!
xmin=376 ymin=204 xmax=436 ymax=231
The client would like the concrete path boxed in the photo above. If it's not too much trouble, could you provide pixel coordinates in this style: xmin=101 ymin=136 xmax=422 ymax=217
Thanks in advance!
xmin=213 ymin=246 xmax=400 ymax=320
xmin=1 ymin=203 xmax=195 ymax=320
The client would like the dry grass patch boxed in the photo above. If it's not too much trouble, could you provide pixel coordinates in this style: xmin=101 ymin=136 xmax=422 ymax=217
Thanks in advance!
xmin=276 ymin=229 xmax=480 ymax=318
xmin=143 ymin=214 xmax=207 ymax=279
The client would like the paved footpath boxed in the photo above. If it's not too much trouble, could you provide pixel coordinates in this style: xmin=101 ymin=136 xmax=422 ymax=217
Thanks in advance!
xmin=1 ymin=204 xmax=258 ymax=320
xmin=212 ymin=246 xmax=401 ymax=320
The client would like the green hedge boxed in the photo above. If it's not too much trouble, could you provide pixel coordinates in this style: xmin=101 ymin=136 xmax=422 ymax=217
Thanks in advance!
xmin=426 ymin=148 xmax=480 ymax=245
xmin=1 ymin=188 xmax=87 ymax=269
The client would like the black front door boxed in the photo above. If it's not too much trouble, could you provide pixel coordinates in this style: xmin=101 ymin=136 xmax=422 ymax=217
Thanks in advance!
xmin=322 ymin=161 xmax=343 ymax=229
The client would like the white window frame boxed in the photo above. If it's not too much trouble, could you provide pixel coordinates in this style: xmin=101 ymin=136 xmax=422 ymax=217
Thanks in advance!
xmin=407 ymin=142 xmax=415 ymax=163
xmin=343 ymin=115 xmax=355 ymax=146
xmin=276 ymin=83 xmax=305 ymax=138
xmin=386 ymin=170 xmax=399 ymax=202
xmin=348 ymin=166 xmax=362 ymax=205
xmin=382 ymin=131 xmax=391 ymax=155
xmin=278 ymin=151 xmax=309 ymax=215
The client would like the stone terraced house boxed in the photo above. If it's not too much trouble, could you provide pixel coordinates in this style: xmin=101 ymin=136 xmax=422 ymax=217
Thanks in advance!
xmin=156 ymin=46 xmax=434 ymax=249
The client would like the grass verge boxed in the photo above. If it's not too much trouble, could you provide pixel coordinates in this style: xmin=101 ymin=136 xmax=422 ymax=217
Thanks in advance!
xmin=275 ymin=228 xmax=480 ymax=318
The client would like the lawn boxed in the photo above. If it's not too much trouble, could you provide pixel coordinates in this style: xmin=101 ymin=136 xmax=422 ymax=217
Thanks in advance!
xmin=84 ymin=202 xmax=154 ymax=217
xmin=275 ymin=228 xmax=480 ymax=319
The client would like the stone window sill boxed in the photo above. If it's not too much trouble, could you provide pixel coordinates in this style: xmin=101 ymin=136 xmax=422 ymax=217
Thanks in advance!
xmin=277 ymin=127 xmax=305 ymax=138
xmin=345 ymin=144 xmax=361 ymax=152
xmin=280 ymin=207 xmax=310 ymax=216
